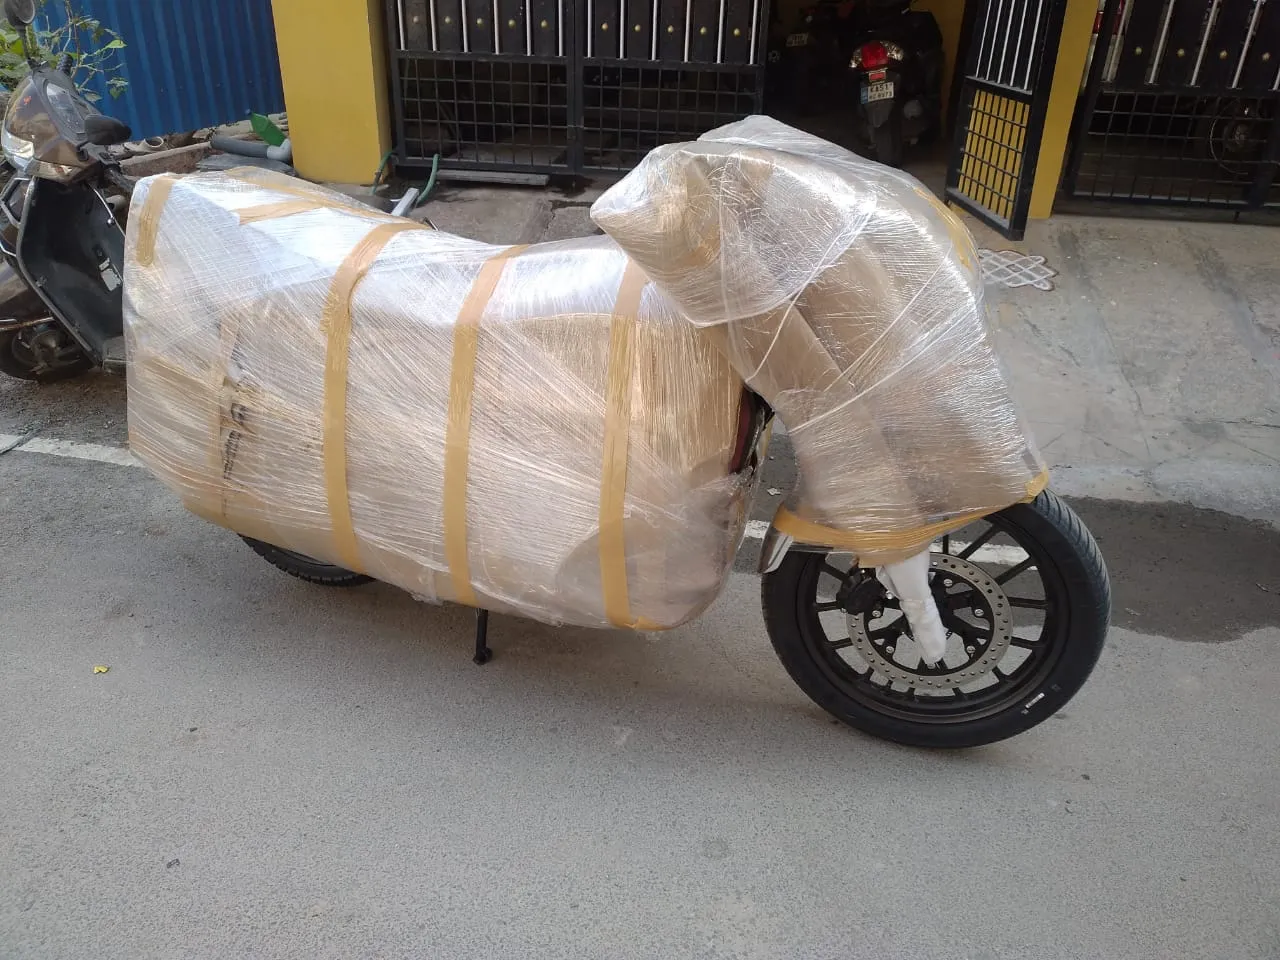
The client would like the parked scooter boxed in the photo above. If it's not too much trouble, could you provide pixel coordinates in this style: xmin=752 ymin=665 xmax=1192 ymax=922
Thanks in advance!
xmin=848 ymin=0 xmax=944 ymax=166
xmin=0 ymin=0 xmax=432 ymax=384
xmin=0 ymin=0 xmax=135 ymax=382
xmin=774 ymin=0 xmax=860 ymax=114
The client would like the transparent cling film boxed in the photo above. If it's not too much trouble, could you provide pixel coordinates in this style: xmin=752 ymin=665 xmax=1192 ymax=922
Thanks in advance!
xmin=592 ymin=115 xmax=1046 ymax=566
xmin=126 ymin=116 xmax=1045 ymax=636
xmin=124 ymin=168 xmax=750 ymax=629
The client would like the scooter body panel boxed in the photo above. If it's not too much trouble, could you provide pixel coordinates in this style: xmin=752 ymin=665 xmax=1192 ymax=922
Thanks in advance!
xmin=12 ymin=176 xmax=125 ymax=361
xmin=0 ymin=258 xmax=47 ymax=325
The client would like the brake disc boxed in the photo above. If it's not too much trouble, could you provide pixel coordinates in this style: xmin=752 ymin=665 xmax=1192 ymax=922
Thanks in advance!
xmin=847 ymin=553 xmax=1014 ymax=690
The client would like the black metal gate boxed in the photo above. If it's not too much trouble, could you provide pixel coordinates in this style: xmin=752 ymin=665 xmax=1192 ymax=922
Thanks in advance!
xmin=945 ymin=0 xmax=1070 ymax=238
xmin=384 ymin=0 xmax=767 ymax=175
xmin=1063 ymin=0 xmax=1280 ymax=211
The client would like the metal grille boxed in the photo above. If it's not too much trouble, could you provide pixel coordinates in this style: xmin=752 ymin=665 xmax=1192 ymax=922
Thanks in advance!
xmin=398 ymin=58 xmax=573 ymax=169
xmin=386 ymin=0 xmax=766 ymax=175
xmin=580 ymin=63 xmax=761 ymax=169
xmin=1064 ymin=0 xmax=1280 ymax=211
xmin=945 ymin=0 xmax=1068 ymax=238
xmin=952 ymin=89 xmax=1031 ymax=225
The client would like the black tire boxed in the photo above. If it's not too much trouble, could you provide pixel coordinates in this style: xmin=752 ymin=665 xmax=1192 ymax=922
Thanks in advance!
xmin=0 ymin=329 xmax=92 ymax=383
xmin=240 ymin=536 xmax=373 ymax=587
xmin=762 ymin=490 xmax=1109 ymax=748
xmin=1193 ymin=97 xmax=1270 ymax=179
xmin=871 ymin=122 xmax=904 ymax=167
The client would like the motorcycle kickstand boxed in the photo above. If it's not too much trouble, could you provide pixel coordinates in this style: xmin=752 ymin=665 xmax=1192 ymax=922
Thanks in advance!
xmin=473 ymin=609 xmax=493 ymax=665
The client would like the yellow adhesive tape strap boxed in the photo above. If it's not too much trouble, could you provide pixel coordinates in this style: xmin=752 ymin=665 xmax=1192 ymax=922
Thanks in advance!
xmin=443 ymin=244 xmax=529 ymax=608
xmin=227 ymin=169 xmax=367 ymax=211
xmin=227 ymin=169 xmax=432 ymax=228
xmin=133 ymin=175 xmax=178 ymax=267
xmin=598 ymin=261 xmax=650 ymax=628
xmin=773 ymin=470 xmax=1050 ymax=556
xmin=226 ymin=168 xmax=331 ymax=199
xmin=236 ymin=199 xmax=326 ymax=224
xmin=320 ymin=220 xmax=426 ymax=573
xmin=1026 ymin=468 xmax=1050 ymax=500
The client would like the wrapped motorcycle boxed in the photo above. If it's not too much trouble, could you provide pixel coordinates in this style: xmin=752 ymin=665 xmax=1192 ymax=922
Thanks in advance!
xmin=122 ymin=117 xmax=1109 ymax=748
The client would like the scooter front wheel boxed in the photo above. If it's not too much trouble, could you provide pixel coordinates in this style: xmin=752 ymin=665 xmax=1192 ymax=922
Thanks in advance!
xmin=0 ymin=327 xmax=92 ymax=382
xmin=761 ymin=490 xmax=1109 ymax=748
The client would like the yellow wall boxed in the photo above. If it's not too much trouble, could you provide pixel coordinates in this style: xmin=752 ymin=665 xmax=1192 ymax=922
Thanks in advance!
xmin=270 ymin=0 xmax=391 ymax=184
xmin=1028 ymin=0 xmax=1096 ymax=217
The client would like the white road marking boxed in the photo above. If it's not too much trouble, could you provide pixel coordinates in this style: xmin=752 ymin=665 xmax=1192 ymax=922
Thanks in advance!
xmin=0 ymin=433 xmax=139 ymax=468
xmin=3 ymin=433 xmax=1034 ymax=568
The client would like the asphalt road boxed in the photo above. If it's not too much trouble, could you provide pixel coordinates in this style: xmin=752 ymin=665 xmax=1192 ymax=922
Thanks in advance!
xmin=2 ymin=374 xmax=1279 ymax=960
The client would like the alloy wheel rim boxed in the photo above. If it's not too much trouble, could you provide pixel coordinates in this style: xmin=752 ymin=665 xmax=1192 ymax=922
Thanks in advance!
xmin=800 ymin=512 xmax=1068 ymax=725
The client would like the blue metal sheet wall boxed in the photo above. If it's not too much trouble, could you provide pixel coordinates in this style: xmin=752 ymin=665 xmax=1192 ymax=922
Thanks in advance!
xmin=40 ymin=0 xmax=285 ymax=140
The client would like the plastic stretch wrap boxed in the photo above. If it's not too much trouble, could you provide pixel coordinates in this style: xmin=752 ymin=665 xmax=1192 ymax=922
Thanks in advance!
xmin=591 ymin=116 xmax=1047 ymax=565
xmin=124 ymin=169 xmax=748 ymax=629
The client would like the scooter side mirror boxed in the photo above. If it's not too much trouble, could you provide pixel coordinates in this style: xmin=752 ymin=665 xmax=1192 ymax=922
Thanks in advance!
xmin=3 ymin=0 xmax=36 ymax=27
xmin=83 ymin=114 xmax=133 ymax=147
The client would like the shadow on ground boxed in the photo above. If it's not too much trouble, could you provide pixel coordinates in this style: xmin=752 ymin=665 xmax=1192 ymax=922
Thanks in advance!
xmin=1063 ymin=498 xmax=1280 ymax=643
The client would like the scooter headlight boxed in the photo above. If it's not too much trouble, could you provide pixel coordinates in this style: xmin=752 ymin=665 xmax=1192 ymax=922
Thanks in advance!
xmin=1 ymin=125 xmax=35 ymax=173
xmin=2 ymin=76 xmax=36 ymax=172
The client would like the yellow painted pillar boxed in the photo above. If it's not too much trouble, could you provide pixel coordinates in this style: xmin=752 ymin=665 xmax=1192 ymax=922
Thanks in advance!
xmin=1027 ymin=0 xmax=1097 ymax=218
xmin=269 ymin=0 xmax=391 ymax=184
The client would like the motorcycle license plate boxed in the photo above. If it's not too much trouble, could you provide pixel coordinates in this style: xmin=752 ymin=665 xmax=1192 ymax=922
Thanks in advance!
xmin=786 ymin=32 xmax=809 ymax=46
xmin=861 ymin=80 xmax=894 ymax=103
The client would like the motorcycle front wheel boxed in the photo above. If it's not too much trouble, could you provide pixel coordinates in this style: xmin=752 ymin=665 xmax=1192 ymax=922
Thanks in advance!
xmin=762 ymin=490 xmax=1109 ymax=748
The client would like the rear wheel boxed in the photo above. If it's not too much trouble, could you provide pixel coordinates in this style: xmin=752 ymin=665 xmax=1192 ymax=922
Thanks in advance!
xmin=871 ymin=121 xmax=904 ymax=167
xmin=241 ymin=536 xmax=373 ymax=587
xmin=762 ymin=491 xmax=1109 ymax=748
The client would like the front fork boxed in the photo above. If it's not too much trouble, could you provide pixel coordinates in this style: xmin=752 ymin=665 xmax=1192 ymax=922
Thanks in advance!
xmin=756 ymin=508 xmax=950 ymax=663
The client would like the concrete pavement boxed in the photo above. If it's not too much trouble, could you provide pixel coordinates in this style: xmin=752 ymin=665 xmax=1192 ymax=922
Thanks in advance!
xmin=1 ymin=444 xmax=1279 ymax=959
xmin=976 ymin=214 xmax=1280 ymax=525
